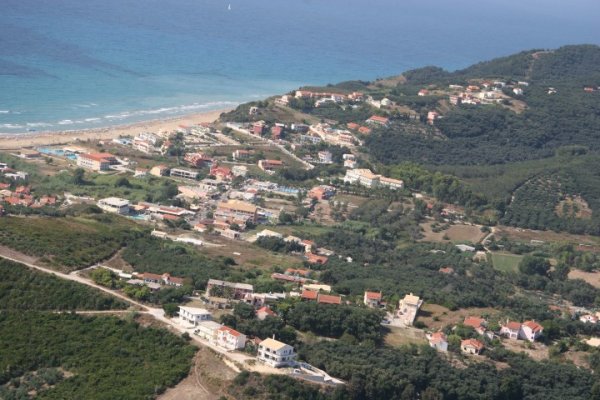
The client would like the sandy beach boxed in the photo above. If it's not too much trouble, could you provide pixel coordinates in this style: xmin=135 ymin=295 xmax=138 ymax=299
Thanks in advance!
xmin=0 ymin=109 xmax=231 ymax=150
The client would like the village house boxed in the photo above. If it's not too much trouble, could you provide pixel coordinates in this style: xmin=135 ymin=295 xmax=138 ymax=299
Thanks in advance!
xmin=76 ymin=153 xmax=118 ymax=171
xmin=365 ymin=115 xmax=390 ymax=126
xmin=194 ymin=320 xmax=223 ymax=343
xmin=232 ymin=149 xmax=254 ymax=160
xmin=397 ymin=293 xmax=423 ymax=326
xmin=150 ymin=164 xmax=170 ymax=177
xmin=344 ymin=169 xmax=404 ymax=190
xmin=257 ymin=338 xmax=296 ymax=368
xmin=463 ymin=316 xmax=487 ymax=336
xmin=205 ymin=279 xmax=254 ymax=300
xmin=500 ymin=321 xmax=522 ymax=340
xmin=210 ymin=164 xmax=233 ymax=181
xmin=256 ymin=306 xmax=277 ymax=320
xmin=178 ymin=306 xmax=212 ymax=327
xmin=184 ymin=153 xmax=213 ymax=168
xmin=358 ymin=126 xmax=372 ymax=135
xmin=580 ymin=314 xmax=599 ymax=324
xmin=258 ymin=159 xmax=284 ymax=173
xmin=461 ymin=338 xmax=484 ymax=355
xmin=318 ymin=151 xmax=333 ymax=164
xmin=97 ymin=197 xmax=130 ymax=215
xmin=170 ymin=168 xmax=199 ymax=180
xmin=427 ymin=332 xmax=448 ymax=352
xmin=215 ymin=200 xmax=258 ymax=224
xmin=216 ymin=326 xmax=246 ymax=350
xmin=303 ymin=283 xmax=332 ymax=293
xmin=363 ymin=291 xmax=382 ymax=308
xmin=306 ymin=253 xmax=328 ymax=265
xmin=500 ymin=320 xmax=544 ymax=342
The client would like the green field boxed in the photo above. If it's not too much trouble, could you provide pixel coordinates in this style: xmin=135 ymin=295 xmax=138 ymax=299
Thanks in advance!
xmin=491 ymin=252 xmax=523 ymax=273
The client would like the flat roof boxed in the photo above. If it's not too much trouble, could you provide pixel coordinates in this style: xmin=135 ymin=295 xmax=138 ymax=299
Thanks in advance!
xmin=179 ymin=306 xmax=211 ymax=315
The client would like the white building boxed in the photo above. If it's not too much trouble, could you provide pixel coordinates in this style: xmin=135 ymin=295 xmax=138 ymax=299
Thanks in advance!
xmin=216 ymin=326 xmax=246 ymax=350
xmin=397 ymin=293 xmax=423 ymax=326
xmin=97 ymin=197 xmax=130 ymax=215
xmin=257 ymin=338 xmax=296 ymax=368
xmin=344 ymin=169 xmax=403 ymax=190
xmin=170 ymin=168 xmax=199 ymax=180
xmin=194 ymin=320 xmax=223 ymax=343
xmin=427 ymin=332 xmax=448 ymax=352
xmin=179 ymin=306 xmax=212 ymax=326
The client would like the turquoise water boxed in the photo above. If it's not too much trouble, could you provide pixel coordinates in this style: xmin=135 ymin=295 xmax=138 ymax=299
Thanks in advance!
xmin=1 ymin=0 xmax=599 ymax=133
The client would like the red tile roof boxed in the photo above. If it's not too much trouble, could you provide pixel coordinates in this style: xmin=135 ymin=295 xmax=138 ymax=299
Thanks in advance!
xmin=219 ymin=326 xmax=243 ymax=337
xmin=365 ymin=291 xmax=382 ymax=300
xmin=461 ymin=338 xmax=484 ymax=351
xmin=317 ymin=294 xmax=342 ymax=305
xmin=256 ymin=306 xmax=277 ymax=317
xmin=504 ymin=321 xmax=521 ymax=331
xmin=523 ymin=320 xmax=543 ymax=333
xmin=301 ymin=289 xmax=318 ymax=300
xmin=463 ymin=317 xmax=485 ymax=329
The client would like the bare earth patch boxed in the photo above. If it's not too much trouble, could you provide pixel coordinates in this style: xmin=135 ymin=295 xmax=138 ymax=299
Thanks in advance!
xmin=568 ymin=269 xmax=600 ymax=289
xmin=158 ymin=347 xmax=237 ymax=400
xmin=495 ymin=225 xmax=600 ymax=246
xmin=501 ymin=339 xmax=548 ymax=361
xmin=555 ymin=195 xmax=592 ymax=219
xmin=384 ymin=326 xmax=427 ymax=347
xmin=417 ymin=304 xmax=499 ymax=331
xmin=420 ymin=222 xmax=486 ymax=243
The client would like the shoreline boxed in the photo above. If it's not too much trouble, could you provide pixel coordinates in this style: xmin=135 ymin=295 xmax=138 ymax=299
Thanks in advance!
xmin=0 ymin=108 xmax=232 ymax=150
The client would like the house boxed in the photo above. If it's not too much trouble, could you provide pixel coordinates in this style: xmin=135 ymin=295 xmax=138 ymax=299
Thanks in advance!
xmin=258 ymin=159 xmax=284 ymax=172
xmin=397 ymin=293 xmax=423 ymax=326
xmin=500 ymin=321 xmax=522 ymax=340
xmin=379 ymin=177 xmax=404 ymax=190
xmin=271 ymin=273 xmax=309 ymax=284
xmin=77 ymin=153 xmax=117 ymax=171
xmin=463 ymin=316 xmax=487 ymax=335
xmin=358 ymin=126 xmax=372 ymax=135
xmin=347 ymin=122 xmax=360 ymax=130
xmin=170 ymin=168 xmax=199 ymax=180
xmin=150 ymin=164 xmax=170 ymax=177
xmin=178 ymin=306 xmax=212 ymax=326
xmin=162 ymin=273 xmax=184 ymax=287
xmin=461 ymin=339 xmax=484 ymax=355
xmin=439 ymin=266 xmax=455 ymax=274
xmin=256 ymin=306 xmax=277 ymax=320
xmin=317 ymin=294 xmax=342 ymax=305
xmin=364 ymin=291 xmax=382 ymax=308
xmin=301 ymin=289 xmax=319 ymax=301
xmin=521 ymin=320 xmax=543 ymax=342
xmin=194 ymin=320 xmax=223 ymax=343
xmin=184 ymin=153 xmax=212 ymax=168
xmin=253 ymin=121 xmax=266 ymax=136
xmin=257 ymin=338 xmax=296 ymax=368
xmin=97 ymin=197 xmax=130 ymax=215
xmin=366 ymin=115 xmax=390 ymax=126
xmin=271 ymin=125 xmax=283 ymax=139
xmin=232 ymin=149 xmax=254 ymax=160
xmin=418 ymin=89 xmax=429 ymax=96
xmin=216 ymin=200 xmax=258 ymax=224
xmin=205 ymin=279 xmax=254 ymax=300
xmin=427 ymin=111 xmax=440 ymax=125
xmin=210 ymin=164 xmax=233 ymax=181
xmin=513 ymin=88 xmax=524 ymax=96
xmin=427 ymin=332 xmax=448 ymax=352
xmin=344 ymin=168 xmax=380 ymax=188
xmin=216 ymin=326 xmax=246 ymax=350
xmin=232 ymin=165 xmax=248 ymax=177
xmin=318 ymin=151 xmax=332 ymax=163
xmin=256 ymin=229 xmax=283 ymax=239
xmin=302 ymin=283 xmax=332 ymax=293
xmin=220 ymin=229 xmax=241 ymax=240
xmin=306 ymin=253 xmax=328 ymax=265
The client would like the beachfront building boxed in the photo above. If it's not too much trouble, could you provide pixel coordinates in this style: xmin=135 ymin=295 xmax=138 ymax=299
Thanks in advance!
xmin=397 ymin=293 xmax=423 ymax=326
xmin=77 ymin=153 xmax=117 ymax=171
xmin=216 ymin=326 xmax=246 ymax=351
xmin=97 ymin=197 xmax=130 ymax=215
xmin=257 ymin=338 xmax=296 ymax=368
xmin=178 ymin=306 xmax=212 ymax=327
xmin=343 ymin=168 xmax=404 ymax=190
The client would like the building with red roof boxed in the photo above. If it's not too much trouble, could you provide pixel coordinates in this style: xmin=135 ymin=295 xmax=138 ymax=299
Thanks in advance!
xmin=210 ymin=164 xmax=233 ymax=181
xmin=216 ymin=326 xmax=246 ymax=350
xmin=77 ymin=153 xmax=117 ymax=171
xmin=256 ymin=306 xmax=277 ymax=320
xmin=461 ymin=338 xmax=484 ymax=355
xmin=427 ymin=332 xmax=448 ymax=352
xmin=301 ymin=289 xmax=318 ymax=301
xmin=317 ymin=294 xmax=342 ymax=305
xmin=363 ymin=291 xmax=382 ymax=308
xmin=366 ymin=115 xmax=390 ymax=126
xmin=306 ymin=253 xmax=328 ymax=265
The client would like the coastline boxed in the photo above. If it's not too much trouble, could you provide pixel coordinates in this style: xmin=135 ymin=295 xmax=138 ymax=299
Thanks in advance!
xmin=0 ymin=109 xmax=232 ymax=150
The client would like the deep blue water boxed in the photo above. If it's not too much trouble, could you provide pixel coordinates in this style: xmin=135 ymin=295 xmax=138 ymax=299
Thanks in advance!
xmin=1 ymin=0 xmax=599 ymax=132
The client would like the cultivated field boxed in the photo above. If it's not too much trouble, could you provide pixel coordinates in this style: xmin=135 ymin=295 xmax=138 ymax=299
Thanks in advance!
xmin=568 ymin=269 xmax=600 ymax=289
xmin=420 ymin=222 xmax=486 ymax=243
xmin=416 ymin=304 xmax=499 ymax=331
xmin=491 ymin=252 xmax=523 ymax=273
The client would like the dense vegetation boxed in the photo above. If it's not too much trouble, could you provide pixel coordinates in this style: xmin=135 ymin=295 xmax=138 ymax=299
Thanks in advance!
xmin=0 ymin=312 xmax=196 ymax=399
xmin=0 ymin=215 xmax=143 ymax=270
xmin=284 ymin=302 xmax=383 ymax=342
xmin=0 ymin=259 xmax=126 ymax=310
xmin=121 ymin=236 xmax=233 ymax=290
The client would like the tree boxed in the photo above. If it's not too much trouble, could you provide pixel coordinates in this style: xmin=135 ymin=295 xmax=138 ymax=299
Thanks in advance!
xmin=519 ymin=255 xmax=550 ymax=276
xmin=72 ymin=168 xmax=85 ymax=185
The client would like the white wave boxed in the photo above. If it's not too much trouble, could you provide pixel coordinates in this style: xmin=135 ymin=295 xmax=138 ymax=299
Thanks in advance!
xmin=84 ymin=118 xmax=101 ymax=122
xmin=0 ymin=110 xmax=9 ymax=114
xmin=1 ymin=124 xmax=24 ymax=129
xmin=26 ymin=122 xmax=53 ymax=128
xmin=58 ymin=119 xmax=74 ymax=125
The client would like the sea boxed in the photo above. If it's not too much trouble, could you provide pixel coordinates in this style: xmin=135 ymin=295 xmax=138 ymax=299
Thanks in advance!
xmin=1 ymin=0 xmax=599 ymax=133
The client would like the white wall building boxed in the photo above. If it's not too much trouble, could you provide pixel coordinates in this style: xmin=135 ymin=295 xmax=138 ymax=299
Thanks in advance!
xmin=216 ymin=326 xmax=246 ymax=350
xmin=257 ymin=338 xmax=296 ymax=368
xmin=397 ymin=293 xmax=423 ymax=326
xmin=179 ymin=306 xmax=211 ymax=326
xmin=97 ymin=197 xmax=130 ymax=215
xmin=194 ymin=320 xmax=223 ymax=343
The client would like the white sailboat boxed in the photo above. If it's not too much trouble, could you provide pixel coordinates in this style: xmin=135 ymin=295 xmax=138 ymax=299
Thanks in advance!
xmin=227 ymin=4 xmax=231 ymax=11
